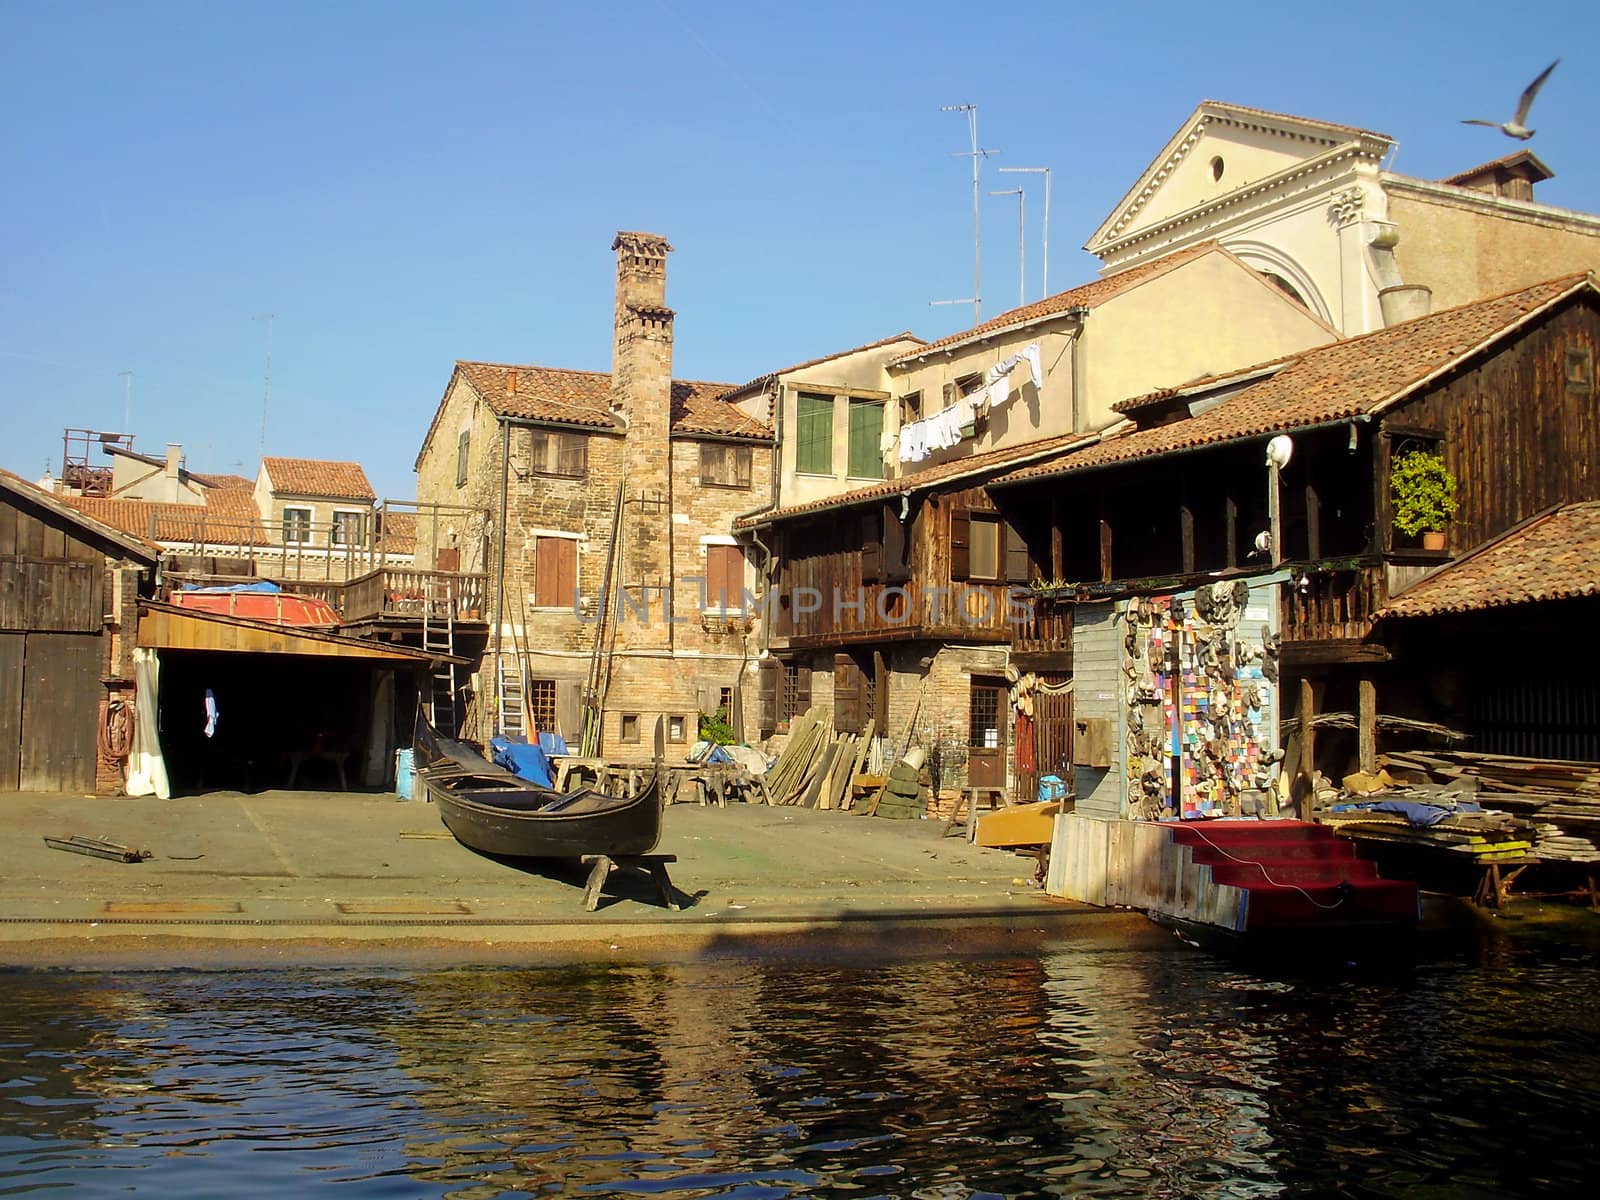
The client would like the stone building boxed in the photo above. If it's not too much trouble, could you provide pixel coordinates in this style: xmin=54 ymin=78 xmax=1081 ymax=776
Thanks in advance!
xmin=413 ymin=232 xmax=774 ymax=758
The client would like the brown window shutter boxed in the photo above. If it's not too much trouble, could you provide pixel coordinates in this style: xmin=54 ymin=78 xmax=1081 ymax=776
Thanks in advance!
xmin=757 ymin=659 xmax=780 ymax=738
xmin=950 ymin=507 xmax=971 ymax=581
xmin=529 ymin=430 xmax=549 ymax=473
xmin=883 ymin=502 xmax=910 ymax=582
xmin=735 ymin=446 xmax=752 ymax=487
xmin=860 ymin=508 xmax=884 ymax=584
xmin=833 ymin=653 xmax=862 ymax=734
xmin=534 ymin=538 xmax=555 ymax=605
xmin=557 ymin=539 xmax=577 ymax=603
xmin=556 ymin=434 xmax=586 ymax=477
xmin=1005 ymin=520 xmax=1031 ymax=584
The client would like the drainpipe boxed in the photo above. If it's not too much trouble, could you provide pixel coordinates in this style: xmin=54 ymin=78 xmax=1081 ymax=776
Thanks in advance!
xmin=494 ymin=418 xmax=509 ymax=673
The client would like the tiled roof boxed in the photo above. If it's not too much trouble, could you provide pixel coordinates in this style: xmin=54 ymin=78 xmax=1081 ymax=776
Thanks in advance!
xmin=378 ymin=509 xmax=416 ymax=555
xmin=993 ymin=273 xmax=1595 ymax=488
xmin=1439 ymin=150 xmax=1553 ymax=187
xmin=62 ymin=488 xmax=270 ymax=547
xmin=261 ymin=457 xmax=375 ymax=501
xmin=892 ymin=242 xmax=1224 ymax=363
xmin=1379 ymin=502 xmax=1600 ymax=619
xmin=189 ymin=471 xmax=255 ymax=490
xmin=735 ymin=430 xmax=1096 ymax=529
xmin=0 ymin=469 xmax=163 ymax=560
xmin=451 ymin=361 xmax=770 ymax=439
xmin=722 ymin=331 xmax=926 ymax=400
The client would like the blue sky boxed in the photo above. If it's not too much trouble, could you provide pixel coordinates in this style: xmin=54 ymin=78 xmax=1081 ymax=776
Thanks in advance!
xmin=3 ymin=1 xmax=1595 ymax=500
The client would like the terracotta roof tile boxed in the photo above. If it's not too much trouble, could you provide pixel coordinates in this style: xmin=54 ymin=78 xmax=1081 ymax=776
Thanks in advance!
xmin=892 ymin=242 xmax=1224 ymax=363
xmin=1379 ymin=502 xmax=1600 ymax=619
xmin=261 ymin=457 xmax=376 ymax=501
xmin=453 ymin=361 xmax=770 ymax=439
xmin=993 ymin=274 xmax=1595 ymax=488
xmin=0 ymin=469 xmax=163 ymax=559
xmin=61 ymin=487 xmax=271 ymax=547
xmin=722 ymin=331 xmax=927 ymax=399
xmin=736 ymin=430 xmax=1096 ymax=528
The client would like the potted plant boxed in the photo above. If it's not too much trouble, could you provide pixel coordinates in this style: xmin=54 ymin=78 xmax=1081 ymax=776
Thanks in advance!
xmin=1391 ymin=446 xmax=1458 ymax=550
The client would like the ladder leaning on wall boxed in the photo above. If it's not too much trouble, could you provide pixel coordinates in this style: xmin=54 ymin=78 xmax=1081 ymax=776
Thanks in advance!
xmin=421 ymin=577 xmax=457 ymax=736
xmin=497 ymin=619 xmax=525 ymax=741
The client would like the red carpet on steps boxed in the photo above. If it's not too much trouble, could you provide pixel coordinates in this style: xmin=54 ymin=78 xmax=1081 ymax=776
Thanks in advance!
xmin=1167 ymin=820 xmax=1420 ymax=929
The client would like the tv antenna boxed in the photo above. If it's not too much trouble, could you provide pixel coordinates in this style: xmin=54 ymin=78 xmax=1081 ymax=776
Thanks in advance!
xmin=117 ymin=370 xmax=133 ymax=434
xmin=998 ymin=165 xmax=1051 ymax=299
xmin=252 ymin=313 xmax=274 ymax=456
xmin=933 ymin=103 xmax=998 ymax=325
xmin=989 ymin=186 xmax=1024 ymax=308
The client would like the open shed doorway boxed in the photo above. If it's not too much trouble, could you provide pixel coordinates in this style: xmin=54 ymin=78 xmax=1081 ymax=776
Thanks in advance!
xmin=155 ymin=650 xmax=417 ymax=794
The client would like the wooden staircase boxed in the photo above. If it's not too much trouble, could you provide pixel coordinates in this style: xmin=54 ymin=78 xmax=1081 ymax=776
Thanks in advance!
xmin=1160 ymin=820 xmax=1421 ymax=934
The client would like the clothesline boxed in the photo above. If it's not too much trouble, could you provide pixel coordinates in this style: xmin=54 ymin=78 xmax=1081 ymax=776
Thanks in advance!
xmin=897 ymin=343 xmax=1043 ymax=464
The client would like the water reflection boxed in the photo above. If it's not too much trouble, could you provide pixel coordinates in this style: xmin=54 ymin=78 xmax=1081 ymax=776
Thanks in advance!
xmin=0 ymin=923 xmax=1596 ymax=1198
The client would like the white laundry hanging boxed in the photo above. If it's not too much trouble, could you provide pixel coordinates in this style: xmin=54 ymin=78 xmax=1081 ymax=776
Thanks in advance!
xmin=982 ymin=342 xmax=1043 ymax=411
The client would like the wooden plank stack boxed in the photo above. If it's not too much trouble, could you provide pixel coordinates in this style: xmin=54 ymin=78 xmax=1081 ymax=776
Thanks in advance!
xmin=869 ymin=760 xmax=931 ymax=820
xmin=1382 ymin=750 xmax=1600 ymax=862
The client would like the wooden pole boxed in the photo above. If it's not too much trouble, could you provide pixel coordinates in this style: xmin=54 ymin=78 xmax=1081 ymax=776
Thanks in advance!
xmin=1358 ymin=675 xmax=1378 ymax=775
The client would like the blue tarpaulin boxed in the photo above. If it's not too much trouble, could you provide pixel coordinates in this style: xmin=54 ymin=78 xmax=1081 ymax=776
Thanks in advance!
xmin=489 ymin=736 xmax=553 ymax=787
xmin=181 ymin=581 xmax=281 ymax=593
xmin=538 ymin=731 xmax=569 ymax=756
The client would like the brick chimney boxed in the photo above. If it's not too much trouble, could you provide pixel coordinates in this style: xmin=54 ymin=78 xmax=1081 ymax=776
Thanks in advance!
xmin=608 ymin=232 xmax=677 ymax=631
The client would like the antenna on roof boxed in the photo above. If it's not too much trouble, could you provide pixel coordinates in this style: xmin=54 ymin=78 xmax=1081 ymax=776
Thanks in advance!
xmin=117 ymin=370 xmax=133 ymax=435
xmin=252 ymin=313 xmax=274 ymax=456
xmin=999 ymin=166 xmax=1051 ymax=299
xmin=934 ymin=103 xmax=998 ymax=325
xmin=989 ymin=187 xmax=1024 ymax=307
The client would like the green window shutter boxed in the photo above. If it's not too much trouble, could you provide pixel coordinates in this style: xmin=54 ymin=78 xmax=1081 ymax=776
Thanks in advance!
xmin=796 ymin=394 xmax=833 ymax=475
xmin=847 ymin=400 xmax=885 ymax=479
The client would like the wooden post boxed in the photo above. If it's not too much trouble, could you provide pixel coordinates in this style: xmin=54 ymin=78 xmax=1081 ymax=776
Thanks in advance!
xmin=1358 ymin=675 xmax=1377 ymax=776
xmin=1098 ymin=518 xmax=1113 ymax=583
xmin=1224 ymin=495 xmax=1238 ymax=570
xmin=1050 ymin=495 xmax=1064 ymax=579
xmin=1268 ymin=461 xmax=1282 ymax=568
xmin=1298 ymin=675 xmax=1322 ymax=783
xmin=1179 ymin=503 xmax=1195 ymax=575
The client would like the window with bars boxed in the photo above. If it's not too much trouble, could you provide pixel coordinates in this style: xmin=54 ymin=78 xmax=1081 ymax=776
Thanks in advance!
xmin=847 ymin=399 xmax=885 ymax=479
xmin=796 ymin=393 xmax=833 ymax=475
xmin=527 ymin=679 xmax=558 ymax=734
xmin=700 ymin=443 xmax=753 ymax=488
xmin=969 ymin=683 xmax=1002 ymax=750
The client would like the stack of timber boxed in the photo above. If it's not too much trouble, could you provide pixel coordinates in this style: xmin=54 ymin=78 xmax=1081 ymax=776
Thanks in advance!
xmin=761 ymin=709 xmax=883 ymax=810
xmin=1382 ymin=750 xmax=1600 ymax=863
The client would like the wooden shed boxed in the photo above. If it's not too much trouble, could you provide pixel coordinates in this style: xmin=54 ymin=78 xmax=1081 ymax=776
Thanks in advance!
xmin=0 ymin=471 xmax=160 ymax=793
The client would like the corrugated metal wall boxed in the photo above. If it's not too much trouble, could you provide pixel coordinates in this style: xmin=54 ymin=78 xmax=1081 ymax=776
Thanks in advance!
xmin=1071 ymin=601 xmax=1124 ymax=819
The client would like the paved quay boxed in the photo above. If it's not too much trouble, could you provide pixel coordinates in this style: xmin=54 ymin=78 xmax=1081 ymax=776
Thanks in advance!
xmin=0 ymin=790 xmax=1124 ymax=967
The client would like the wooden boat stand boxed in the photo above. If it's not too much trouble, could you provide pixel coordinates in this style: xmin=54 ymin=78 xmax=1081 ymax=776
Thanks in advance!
xmin=1473 ymin=856 xmax=1600 ymax=910
xmin=581 ymin=853 xmax=680 ymax=912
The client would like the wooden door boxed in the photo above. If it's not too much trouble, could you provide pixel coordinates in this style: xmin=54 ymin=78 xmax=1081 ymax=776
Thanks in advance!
xmin=1032 ymin=674 xmax=1073 ymax=796
xmin=967 ymin=677 xmax=1007 ymax=789
xmin=20 ymin=633 xmax=100 ymax=793
xmin=0 ymin=633 xmax=22 ymax=791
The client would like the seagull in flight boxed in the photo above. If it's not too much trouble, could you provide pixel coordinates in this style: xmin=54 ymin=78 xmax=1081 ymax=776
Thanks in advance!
xmin=1462 ymin=59 xmax=1558 ymax=140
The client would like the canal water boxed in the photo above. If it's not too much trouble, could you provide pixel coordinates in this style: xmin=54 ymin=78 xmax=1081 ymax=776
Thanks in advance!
xmin=1 ymin=920 xmax=1596 ymax=1198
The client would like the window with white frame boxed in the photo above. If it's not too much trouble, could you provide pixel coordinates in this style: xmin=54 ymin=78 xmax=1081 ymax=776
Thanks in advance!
xmin=331 ymin=509 xmax=366 ymax=547
xmin=282 ymin=506 xmax=312 ymax=545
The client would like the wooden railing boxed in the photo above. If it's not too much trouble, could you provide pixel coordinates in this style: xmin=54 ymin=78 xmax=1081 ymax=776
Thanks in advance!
xmin=778 ymin=579 xmax=1017 ymax=646
xmin=1011 ymin=593 xmax=1073 ymax=656
xmin=1280 ymin=562 xmax=1387 ymax=643
xmin=338 ymin=568 xmax=488 ymax=623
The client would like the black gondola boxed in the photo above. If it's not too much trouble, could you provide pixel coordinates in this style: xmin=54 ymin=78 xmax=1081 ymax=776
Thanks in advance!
xmin=413 ymin=717 xmax=665 ymax=860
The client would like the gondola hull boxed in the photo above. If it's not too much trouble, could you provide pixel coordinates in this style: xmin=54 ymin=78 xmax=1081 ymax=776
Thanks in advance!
xmin=413 ymin=719 xmax=664 ymax=860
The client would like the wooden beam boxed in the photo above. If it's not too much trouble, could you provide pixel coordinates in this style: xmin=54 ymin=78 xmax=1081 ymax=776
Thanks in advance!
xmin=1298 ymin=675 xmax=1323 ymax=782
xmin=1098 ymin=518 xmax=1113 ymax=583
xmin=1358 ymin=676 xmax=1378 ymax=775
xmin=1280 ymin=639 xmax=1393 ymax=667
xmin=1050 ymin=495 xmax=1064 ymax=579
xmin=1224 ymin=495 xmax=1238 ymax=570
xmin=1306 ymin=480 xmax=1321 ymax=560
xmin=1179 ymin=504 xmax=1195 ymax=575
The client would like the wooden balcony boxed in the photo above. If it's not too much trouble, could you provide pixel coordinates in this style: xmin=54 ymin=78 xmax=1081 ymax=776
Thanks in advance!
xmin=1279 ymin=560 xmax=1391 ymax=665
xmin=338 ymin=568 xmax=489 ymax=625
xmin=776 ymin=579 xmax=1016 ymax=648
xmin=1010 ymin=592 xmax=1073 ymax=669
